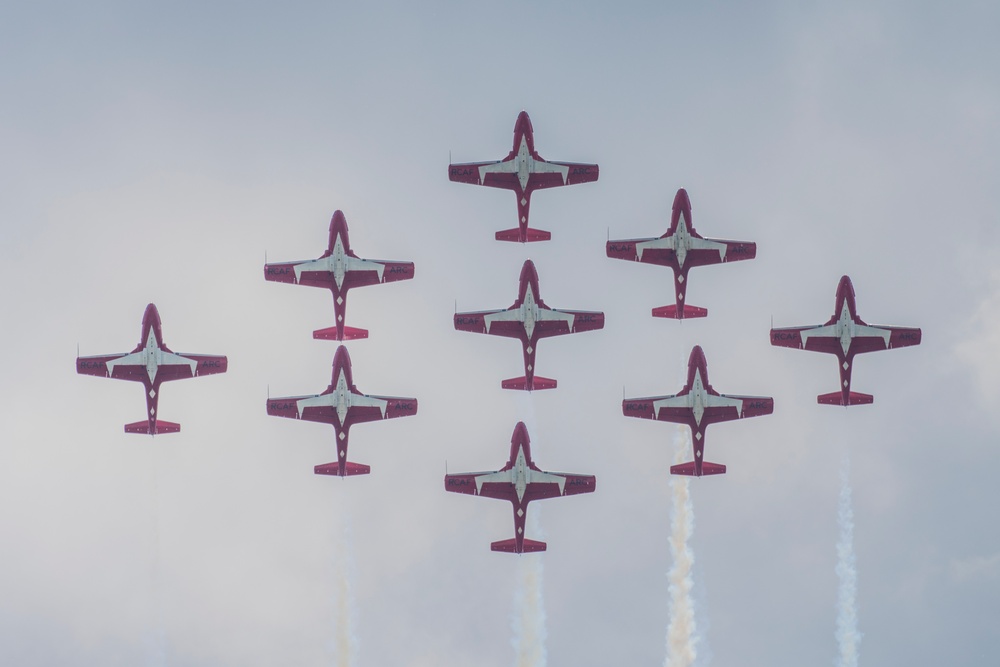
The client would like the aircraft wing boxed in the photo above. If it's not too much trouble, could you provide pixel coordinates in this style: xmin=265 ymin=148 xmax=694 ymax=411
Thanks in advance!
xmin=77 ymin=351 xmax=226 ymax=383
xmin=349 ymin=393 xmax=418 ymax=423
xmin=268 ymin=391 xmax=416 ymax=425
xmin=529 ymin=160 xmax=599 ymax=190
xmin=770 ymin=324 xmax=842 ymax=354
xmin=454 ymin=309 xmax=525 ymax=338
xmin=607 ymin=236 xmax=755 ymax=267
xmin=526 ymin=471 xmax=596 ymax=500
xmin=623 ymin=395 xmax=688 ymax=423
xmin=444 ymin=471 xmax=516 ymax=500
xmin=158 ymin=353 xmax=227 ymax=381
xmin=264 ymin=260 xmax=315 ymax=286
xmin=703 ymin=393 xmax=774 ymax=423
xmin=534 ymin=309 xmax=604 ymax=338
xmin=345 ymin=258 xmax=414 ymax=287
xmin=851 ymin=325 xmax=922 ymax=354
xmin=264 ymin=257 xmax=414 ymax=290
xmin=771 ymin=323 xmax=921 ymax=356
xmin=449 ymin=161 xmax=517 ymax=188
xmin=266 ymin=394 xmax=322 ymax=421
xmin=682 ymin=237 xmax=756 ymax=268
xmin=77 ymin=353 xmax=145 ymax=381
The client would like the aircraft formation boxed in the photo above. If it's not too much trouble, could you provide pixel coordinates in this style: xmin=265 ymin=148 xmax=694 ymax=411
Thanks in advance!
xmin=73 ymin=111 xmax=924 ymax=656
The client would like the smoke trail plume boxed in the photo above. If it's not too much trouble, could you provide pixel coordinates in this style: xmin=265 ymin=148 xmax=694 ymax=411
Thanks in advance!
xmin=835 ymin=454 xmax=861 ymax=667
xmin=332 ymin=509 xmax=358 ymax=667
xmin=512 ymin=511 xmax=547 ymax=667
xmin=146 ymin=448 xmax=168 ymax=667
xmin=665 ymin=429 xmax=698 ymax=667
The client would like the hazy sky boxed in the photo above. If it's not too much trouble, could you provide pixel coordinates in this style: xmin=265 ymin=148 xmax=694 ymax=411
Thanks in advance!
xmin=1 ymin=2 xmax=999 ymax=666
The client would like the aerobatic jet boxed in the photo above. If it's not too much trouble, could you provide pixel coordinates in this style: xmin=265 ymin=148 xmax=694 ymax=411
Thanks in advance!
xmin=76 ymin=303 xmax=227 ymax=435
xmin=266 ymin=345 xmax=417 ymax=477
xmin=770 ymin=275 xmax=922 ymax=406
xmin=623 ymin=346 xmax=773 ymax=476
xmin=264 ymin=210 xmax=414 ymax=341
xmin=448 ymin=111 xmax=599 ymax=242
xmin=444 ymin=421 xmax=595 ymax=553
xmin=454 ymin=259 xmax=604 ymax=390
xmin=606 ymin=188 xmax=756 ymax=319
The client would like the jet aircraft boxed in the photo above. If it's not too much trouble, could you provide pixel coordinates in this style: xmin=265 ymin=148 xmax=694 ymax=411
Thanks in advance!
xmin=266 ymin=345 xmax=418 ymax=477
xmin=770 ymin=275 xmax=922 ymax=405
xmin=606 ymin=188 xmax=756 ymax=319
xmin=264 ymin=210 xmax=414 ymax=341
xmin=454 ymin=259 xmax=604 ymax=390
xmin=444 ymin=421 xmax=595 ymax=553
xmin=623 ymin=345 xmax=773 ymax=476
xmin=76 ymin=303 xmax=228 ymax=435
xmin=448 ymin=111 xmax=599 ymax=242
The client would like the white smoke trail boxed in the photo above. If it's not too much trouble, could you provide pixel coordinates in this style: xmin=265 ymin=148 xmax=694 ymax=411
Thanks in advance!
xmin=512 ymin=510 xmax=547 ymax=667
xmin=332 ymin=506 xmax=358 ymax=667
xmin=835 ymin=454 xmax=861 ymax=667
xmin=146 ymin=446 xmax=167 ymax=667
xmin=665 ymin=428 xmax=697 ymax=667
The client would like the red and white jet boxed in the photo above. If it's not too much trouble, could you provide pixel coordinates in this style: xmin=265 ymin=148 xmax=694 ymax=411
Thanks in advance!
xmin=76 ymin=303 xmax=228 ymax=435
xmin=770 ymin=275 xmax=922 ymax=406
xmin=264 ymin=210 xmax=414 ymax=341
xmin=448 ymin=111 xmax=599 ymax=243
xmin=606 ymin=188 xmax=756 ymax=319
xmin=623 ymin=345 xmax=773 ymax=476
xmin=454 ymin=259 xmax=604 ymax=390
xmin=266 ymin=345 xmax=418 ymax=477
xmin=444 ymin=421 xmax=595 ymax=553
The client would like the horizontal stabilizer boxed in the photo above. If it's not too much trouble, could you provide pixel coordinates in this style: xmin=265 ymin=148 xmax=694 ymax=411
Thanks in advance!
xmin=652 ymin=304 xmax=709 ymax=320
xmin=670 ymin=461 xmax=726 ymax=476
xmin=313 ymin=326 xmax=368 ymax=341
xmin=314 ymin=461 xmax=371 ymax=477
xmin=495 ymin=227 xmax=551 ymax=243
xmin=124 ymin=420 xmax=180 ymax=435
xmin=818 ymin=391 xmax=873 ymax=406
xmin=491 ymin=538 xmax=547 ymax=553
xmin=501 ymin=376 xmax=557 ymax=391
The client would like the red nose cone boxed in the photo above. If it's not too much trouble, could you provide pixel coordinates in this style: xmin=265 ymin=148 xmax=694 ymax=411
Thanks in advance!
xmin=689 ymin=345 xmax=707 ymax=368
xmin=672 ymin=188 xmax=691 ymax=212
xmin=332 ymin=345 xmax=353 ymax=385
xmin=519 ymin=259 xmax=539 ymax=284
xmin=837 ymin=275 xmax=855 ymax=298
xmin=510 ymin=421 xmax=531 ymax=461
xmin=515 ymin=111 xmax=533 ymax=135
xmin=330 ymin=210 xmax=349 ymax=233
xmin=142 ymin=303 xmax=160 ymax=325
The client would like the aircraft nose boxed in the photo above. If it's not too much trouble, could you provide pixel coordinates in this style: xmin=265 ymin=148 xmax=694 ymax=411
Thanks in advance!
xmin=672 ymin=188 xmax=691 ymax=211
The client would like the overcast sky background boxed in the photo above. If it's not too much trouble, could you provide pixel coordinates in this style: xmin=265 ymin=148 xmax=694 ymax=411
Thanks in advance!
xmin=1 ymin=2 xmax=999 ymax=666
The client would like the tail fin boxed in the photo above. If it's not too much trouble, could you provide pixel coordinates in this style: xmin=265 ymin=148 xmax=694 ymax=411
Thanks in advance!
xmin=495 ymin=227 xmax=551 ymax=243
xmin=491 ymin=538 xmax=546 ymax=553
xmin=124 ymin=420 xmax=180 ymax=435
xmin=314 ymin=461 xmax=371 ymax=477
xmin=502 ymin=376 xmax=557 ymax=391
xmin=818 ymin=391 xmax=873 ymax=406
xmin=670 ymin=461 xmax=726 ymax=476
xmin=313 ymin=326 xmax=368 ymax=341
xmin=652 ymin=304 xmax=708 ymax=319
